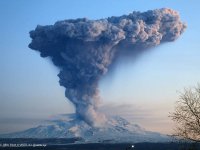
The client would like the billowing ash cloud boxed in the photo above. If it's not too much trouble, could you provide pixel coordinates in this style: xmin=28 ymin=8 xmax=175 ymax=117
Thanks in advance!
xmin=29 ymin=8 xmax=186 ymax=127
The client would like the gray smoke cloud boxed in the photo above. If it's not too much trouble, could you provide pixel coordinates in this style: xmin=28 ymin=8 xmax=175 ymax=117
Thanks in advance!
xmin=29 ymin=8 xmax=186 ymax=127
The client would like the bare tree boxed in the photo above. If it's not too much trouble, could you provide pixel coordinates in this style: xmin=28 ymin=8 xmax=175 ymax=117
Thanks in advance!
xmin=170 ymin=84 xmax=200 ymax=143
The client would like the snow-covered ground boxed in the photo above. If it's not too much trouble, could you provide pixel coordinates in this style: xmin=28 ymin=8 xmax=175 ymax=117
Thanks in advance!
xmin=0 ymin=114 xmax=170 ymax=143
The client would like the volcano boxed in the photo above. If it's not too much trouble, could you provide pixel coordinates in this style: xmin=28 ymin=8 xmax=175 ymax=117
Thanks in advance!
xmin=0 ymin=114 xmax=170 ymax=143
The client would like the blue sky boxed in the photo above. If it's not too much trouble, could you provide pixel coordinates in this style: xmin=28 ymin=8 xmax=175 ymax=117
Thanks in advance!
xmin=0 ymin=0 xmax=200 ymax=134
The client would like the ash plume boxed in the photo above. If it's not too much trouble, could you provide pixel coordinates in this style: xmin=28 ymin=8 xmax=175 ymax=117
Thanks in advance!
xmin=29 ymin=8 xmax=186 ymax=127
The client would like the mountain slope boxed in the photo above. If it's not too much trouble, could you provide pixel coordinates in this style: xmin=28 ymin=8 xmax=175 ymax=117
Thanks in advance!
xmin=0 ymin=114 xmax=170 ymax=143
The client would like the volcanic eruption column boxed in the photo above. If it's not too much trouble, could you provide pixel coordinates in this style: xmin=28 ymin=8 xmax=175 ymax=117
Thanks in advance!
xmin=29 ymin=8 xmax=186 ymax=126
